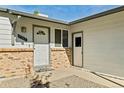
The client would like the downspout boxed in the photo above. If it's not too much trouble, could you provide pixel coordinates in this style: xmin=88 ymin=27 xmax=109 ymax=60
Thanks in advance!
xmin=11 ymin=21 xmax=16 ymax=46
xmin=11 ymin=15 xmax=21 ymax=46
xmin=7 ymin=9 xmax=21 ymax=46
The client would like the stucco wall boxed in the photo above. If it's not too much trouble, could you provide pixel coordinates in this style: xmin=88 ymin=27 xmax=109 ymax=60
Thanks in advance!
xmin=0 ymin=12 xmax=71 ymax=48
xmin=50 ymin=48 xmax=72 ymax=69
xmin=70 ymin=11 xmax=124 ymax=77
xmin=0 ymin=48 xmax=33 ymax=78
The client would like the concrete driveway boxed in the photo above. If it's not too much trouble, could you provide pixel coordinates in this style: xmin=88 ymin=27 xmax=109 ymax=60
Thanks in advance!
xmin=38 ymin=67 xmax=124 ymax=88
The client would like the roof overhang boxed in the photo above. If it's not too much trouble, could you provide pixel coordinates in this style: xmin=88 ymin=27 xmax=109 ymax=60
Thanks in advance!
xmin=0 ymin=7 xmax=69 ymax=25
xmin=0 ymin=6 xmax=124 ymax=25
xmin=70 ymin=6 xmax=124 ymax=25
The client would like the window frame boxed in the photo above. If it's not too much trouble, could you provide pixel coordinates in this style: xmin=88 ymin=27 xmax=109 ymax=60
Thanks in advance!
xmin=62 ymin=30 xmax=68 ymax=47
xmin=54 ymin=28 xmax=69 ymax=48
xmin=55 ymin=29 xmax=62 ymax=47
xmin=21 ymin=26 xmax=27 ymax=33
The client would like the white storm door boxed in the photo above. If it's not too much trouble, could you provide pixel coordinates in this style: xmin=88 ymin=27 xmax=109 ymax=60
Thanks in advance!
xmin=73 ymin=32 xmax=83 ymax=67
xmin=34 ymin=26 xmax=49 ymax=67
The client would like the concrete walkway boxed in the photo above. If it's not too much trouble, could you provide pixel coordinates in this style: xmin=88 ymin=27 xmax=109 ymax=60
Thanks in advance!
xmin=38 ymin=67 xmax=124 ymax=88
xmin=49 ymin=75 xmax=107 ymax=88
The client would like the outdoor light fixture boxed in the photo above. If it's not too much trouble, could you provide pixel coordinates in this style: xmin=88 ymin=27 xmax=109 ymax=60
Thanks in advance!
xmin=21 ymin=26 xmax=26 ymax=33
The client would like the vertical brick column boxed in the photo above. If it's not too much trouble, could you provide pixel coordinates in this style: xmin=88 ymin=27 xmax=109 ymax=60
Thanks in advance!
xmin=50 ymin=48 xmax=72 ymax=69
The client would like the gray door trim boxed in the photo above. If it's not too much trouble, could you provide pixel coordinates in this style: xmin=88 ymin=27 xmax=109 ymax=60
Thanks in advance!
xmin=72 ymin=31 xmax=83 ymax=68
xmin=32 ymin=24 xmax=51 ymax=66
xmin=32 ymin=25 xmax=50 ymax=43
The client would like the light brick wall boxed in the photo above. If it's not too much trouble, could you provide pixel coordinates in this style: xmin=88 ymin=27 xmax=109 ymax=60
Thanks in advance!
xmin=50 ymin=48 xmax=72 ymax=69
xmin=0 ymin=48 xmax=33 ymax=78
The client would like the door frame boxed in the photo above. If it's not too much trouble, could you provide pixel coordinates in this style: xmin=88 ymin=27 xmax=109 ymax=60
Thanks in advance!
xmin=72 ymin=31 xmax=83 ymax=68
xmin=32 ymin=24 xmax=51 ymax=66
xmin=32 ymin=24 xmax=50 ymax=43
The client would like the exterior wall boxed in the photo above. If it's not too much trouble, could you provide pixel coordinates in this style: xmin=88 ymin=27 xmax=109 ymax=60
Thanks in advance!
xmin=0 ymin=48 xmax=33 ymax=78
xmin=70 ymin=11 xmax=124 ymax=77
xmin=50 ymin=48 xmax=72 ymax=69
xmin=1 ymin=8 xmax=124 ymax=78
xmin=0 ymin=11 xmax=72 ymax=71
xmin=0 ymin=12 xmax=71 ymax=48
xmin=0 ymin=16 xmax=12 ymax=47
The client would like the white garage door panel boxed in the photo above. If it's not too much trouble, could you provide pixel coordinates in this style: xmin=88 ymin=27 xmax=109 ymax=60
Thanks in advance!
xmin=0 ymin=25 xmax=11 ymax=30
xmin=0 ymin=39 xmax=11 ymax=43
xmin=0 ymin=16 xmax=12 ymax=47
xmin=0 ymin=16 xmax=10 ymax=20
xmin=0 ymin=20 xmax=11 ymax=25
xmin=0 ymin=34 xmax=11 ymax=39
xmin=0 ymin=30 xmax=12 ymax=34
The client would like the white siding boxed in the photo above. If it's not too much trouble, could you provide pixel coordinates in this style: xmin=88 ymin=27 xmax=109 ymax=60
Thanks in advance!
xmin=70 ymin=11 xmax=124 ymax=77
xmin=0 ymin=16 xmax=12 ymax=47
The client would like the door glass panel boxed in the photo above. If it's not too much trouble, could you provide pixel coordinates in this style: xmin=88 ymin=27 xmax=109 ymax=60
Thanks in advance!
xmin=75 ymin=37 xmax=81 ymax=47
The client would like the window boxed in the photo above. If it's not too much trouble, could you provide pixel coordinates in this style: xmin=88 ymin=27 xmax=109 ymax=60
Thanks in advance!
xmin=63 ymin=30 xmax=68 ymax=47
xmin=55 ymin=29 xmax=61 ymax=47
xmin=75 ymin=37 xmax=81 ymax=47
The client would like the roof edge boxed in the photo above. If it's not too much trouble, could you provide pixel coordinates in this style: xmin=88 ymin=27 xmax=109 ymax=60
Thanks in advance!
xmin=0 ymin=6 xmax=124 ymax=25
xmin=69 ymin=6 xmax=124 ymax=25
xmin=0 ymin=7 xmax=69 ymax=25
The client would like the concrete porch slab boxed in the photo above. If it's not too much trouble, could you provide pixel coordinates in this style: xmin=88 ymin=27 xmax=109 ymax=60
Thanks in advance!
xmin=37 ymin=67 xmax=124 ymax=88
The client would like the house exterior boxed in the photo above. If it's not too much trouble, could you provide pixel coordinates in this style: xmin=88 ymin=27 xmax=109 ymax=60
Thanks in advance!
xmin=0 ymin=6 xmax=124 ymax=78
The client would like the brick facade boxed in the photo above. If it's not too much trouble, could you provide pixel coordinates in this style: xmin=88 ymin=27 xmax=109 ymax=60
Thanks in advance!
xmin=0 ymin=48 xmax=72 ymax=78
xmin=50 ymin=48 xmax=72 ymax=69
xmin=0 ymin=48 xmax=33 ymax=78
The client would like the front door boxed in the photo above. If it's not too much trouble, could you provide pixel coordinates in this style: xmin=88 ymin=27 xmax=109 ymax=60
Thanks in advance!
xmin=33 ymin=25 xmax=50 ymax=68
xmin=73 ymin=32 xmax=83 ymax=67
